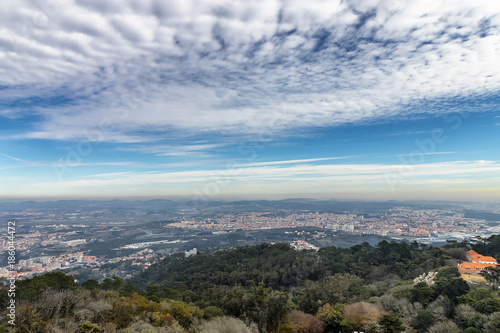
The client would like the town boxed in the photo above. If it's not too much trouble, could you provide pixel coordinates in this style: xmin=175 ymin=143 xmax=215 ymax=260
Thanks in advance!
xmin=1 ymin=199 xmax=499 ymax=281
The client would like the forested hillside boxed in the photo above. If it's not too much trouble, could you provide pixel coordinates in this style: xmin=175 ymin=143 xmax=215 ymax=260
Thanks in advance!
xmin=130 ymin=241 xmax=447 ymax=300
xmin=3 ymin=239 xmax=500 ymax=332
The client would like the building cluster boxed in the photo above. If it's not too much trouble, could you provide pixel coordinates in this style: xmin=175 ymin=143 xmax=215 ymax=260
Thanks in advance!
xmin=289 ymin=240 xmax=319 ymax=251
xmin=165 ymin=208 xmax=492 ymax=241
xmin=0 ymin=246 xmax=164 ymax=281
xmin=0 ymin=251 xmax=99 ymax=280
xmin=458 ymin=250 xmax=498 ymax=275
xmin=108 ymin=248 xmax=160 ymax=270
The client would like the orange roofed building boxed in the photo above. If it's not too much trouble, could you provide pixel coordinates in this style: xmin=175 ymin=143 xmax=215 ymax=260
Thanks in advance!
xmin=458 ymin=250 xmax=498 ymax=275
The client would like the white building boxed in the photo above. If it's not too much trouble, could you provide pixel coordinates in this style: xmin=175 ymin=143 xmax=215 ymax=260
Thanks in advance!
xmin=184 ymin=248 xmax=197 ymax=258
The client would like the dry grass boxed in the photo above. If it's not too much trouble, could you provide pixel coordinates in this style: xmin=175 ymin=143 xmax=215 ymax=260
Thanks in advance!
xmin=460 ymin=273 xmax=486 ymax=283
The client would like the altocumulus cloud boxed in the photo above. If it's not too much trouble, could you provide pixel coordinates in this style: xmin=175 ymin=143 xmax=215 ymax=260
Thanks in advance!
xmin=1 ymin=0 xmax=500 ymax=142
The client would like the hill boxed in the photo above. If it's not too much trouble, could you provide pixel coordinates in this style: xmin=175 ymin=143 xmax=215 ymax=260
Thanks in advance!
xmin=4 ymin=239 xmax=500 ymax=332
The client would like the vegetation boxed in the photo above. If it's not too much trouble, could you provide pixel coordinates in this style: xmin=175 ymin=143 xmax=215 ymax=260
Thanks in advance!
xmin=3 ymin=238 xmax=500 ymax=332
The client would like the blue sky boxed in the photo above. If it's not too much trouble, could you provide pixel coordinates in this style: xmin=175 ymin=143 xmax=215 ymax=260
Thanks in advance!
xmin=0 ymin=0 xmax=499 ymax=201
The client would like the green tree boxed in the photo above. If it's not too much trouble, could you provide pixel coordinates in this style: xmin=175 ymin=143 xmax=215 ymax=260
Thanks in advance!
xmin=316 ymin=303 xmax=343 ymax=332
xmin=169 ymin=301 xmax=194 ymax=328
xmin=246 ymin=282 xmax=271 ymax=332
xmin=295 ymin=274 xmax=362 ymax=314
xmin=412 ymin=310 xmax=434 ymax=333
xmin=480 ymin=266 xmax=500 ymax=287
xmin=203 ymin=306 xmax=224 ymax=319
xmin=458 ymin=288 xmax=494 ymax=307
xmin=82 ymin=279 xmax=99 ymax=290
xmin=436 ymin=266 xmax=461 ymax=280
xmin=17 ymin=272 xmax=78 ymax=301
xmin=101 ymin=277 xmax=123 ymax=290
xmin=220 ymin=286 xmax=248 ymax=318
xmin=433 ymin=277 xmax=469 ymax=303
xmin=267 ymin=291 xmax=293 ymax=332
xmin=474 ymin=298 xmax=500 ymax=315
xmin=119 ymin=282 xmax=144 ymax=297
xmin=378 ymin=313 xmax=406 ymax=333
xmin=410 ymin=282 xmax=435 ymax=306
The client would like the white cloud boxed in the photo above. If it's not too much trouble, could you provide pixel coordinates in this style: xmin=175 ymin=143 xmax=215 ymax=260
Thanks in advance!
xmin=0 ymin=152 xmax=29 ymax=163
xmin=398 ymin=151 xmax=458 ymax=157
xmin=123 ymin=143 xmax=228 ymax=157
xmin=239 ymin=157 xmax=348 ymax=167
xmin=43 ymin=160 xmax=500 ymax=186
xmin=1 ymin=0 xmax=500 ymax=141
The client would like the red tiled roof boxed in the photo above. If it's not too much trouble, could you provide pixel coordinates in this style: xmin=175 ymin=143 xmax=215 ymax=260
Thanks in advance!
xmin=459 ymin=262 xmax=498 ymax=271
xmin=466 ymin=250 xmax=498 ymax=264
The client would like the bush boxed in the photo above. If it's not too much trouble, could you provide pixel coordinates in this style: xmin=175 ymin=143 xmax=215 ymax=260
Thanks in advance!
xmin=196 ymin=316 xmax=257 ymax=333
xmin=282 ymin=310 xmax=324 ymax=333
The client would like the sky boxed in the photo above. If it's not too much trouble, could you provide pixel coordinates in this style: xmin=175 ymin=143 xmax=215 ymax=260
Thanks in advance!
xmin=0 ymin=0 xmax=499 ymax=202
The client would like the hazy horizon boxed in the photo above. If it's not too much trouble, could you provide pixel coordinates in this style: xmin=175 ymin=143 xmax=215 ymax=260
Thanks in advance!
xmin=0 ymin=195 xmax=499 ymax=205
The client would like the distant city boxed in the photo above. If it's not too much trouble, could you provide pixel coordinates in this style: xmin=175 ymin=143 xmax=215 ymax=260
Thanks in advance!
xmin=1 ymin=199 xmax=499 ymax=282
